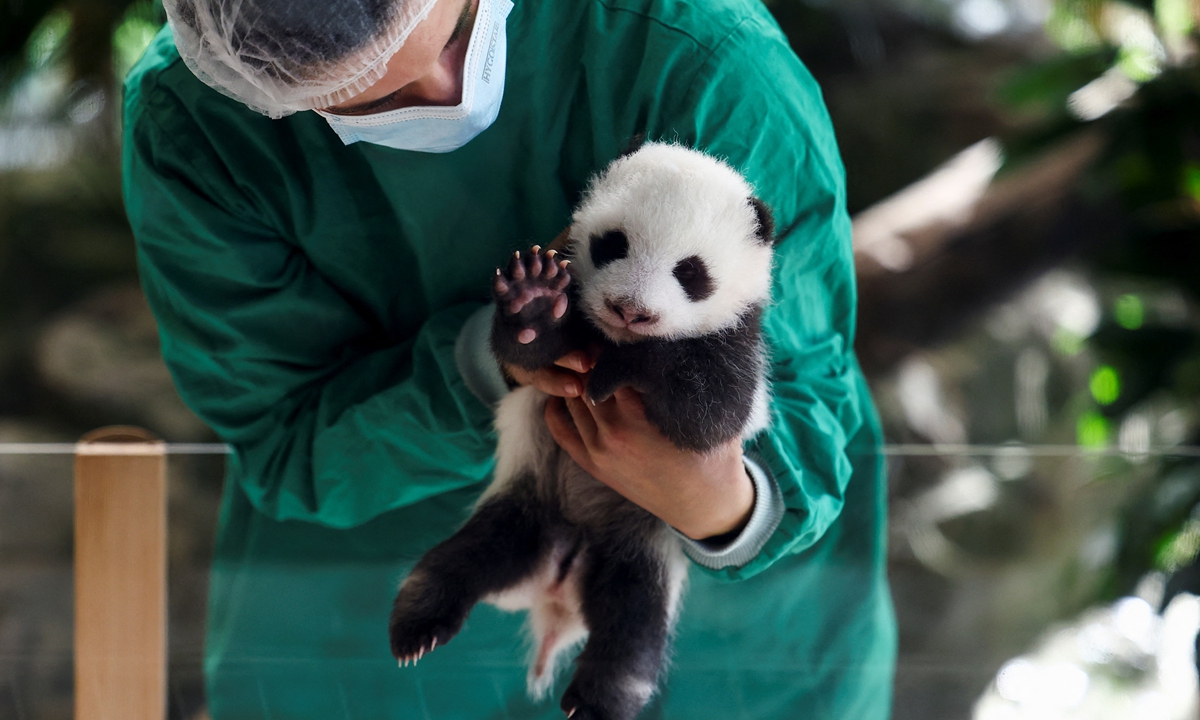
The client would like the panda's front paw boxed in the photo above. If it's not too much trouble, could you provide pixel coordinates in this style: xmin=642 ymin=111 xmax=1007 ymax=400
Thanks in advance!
xmin=493 ymin=246 xmax=572 ymax=345
xmin=584 ymin=353 xmax=630 ymax=406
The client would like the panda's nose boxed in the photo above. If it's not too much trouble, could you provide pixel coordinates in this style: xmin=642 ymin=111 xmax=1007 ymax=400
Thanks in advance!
xmin=608 ymin=300 xmax=658 ymax=326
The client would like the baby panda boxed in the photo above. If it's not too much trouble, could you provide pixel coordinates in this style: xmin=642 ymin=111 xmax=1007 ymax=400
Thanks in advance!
xmin=388 ymin=142 xmax=776 ymax=720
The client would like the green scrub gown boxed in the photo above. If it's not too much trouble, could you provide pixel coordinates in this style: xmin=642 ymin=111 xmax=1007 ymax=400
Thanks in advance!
xmin=122 ymin=0 xmax=897 ymax=717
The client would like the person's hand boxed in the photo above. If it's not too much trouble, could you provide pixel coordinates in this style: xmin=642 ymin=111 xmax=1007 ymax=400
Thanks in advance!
xmin=503 ymin=351 xmax=594 ymax=397
xmin=544 ymin=386 xmax=754 ymax=541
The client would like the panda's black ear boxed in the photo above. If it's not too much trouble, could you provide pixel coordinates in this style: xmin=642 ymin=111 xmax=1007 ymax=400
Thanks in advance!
xmin=749 ymin=197 xmax=775 ymax=245
xmin=619 ymin=133 xmax=647 ymax=158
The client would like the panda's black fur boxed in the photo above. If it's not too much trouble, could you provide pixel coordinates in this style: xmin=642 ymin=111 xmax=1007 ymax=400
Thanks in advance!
xmin=389 ymin=143 xmax=775 ymax=720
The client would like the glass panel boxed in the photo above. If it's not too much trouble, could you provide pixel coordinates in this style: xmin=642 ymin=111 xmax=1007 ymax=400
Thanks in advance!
xmin=0 ymin=452 xmax=74 ymax=720
xmin=166 ymin=451 xmax=226 ymax=720
xmin=888 ymin=446 xmax=1200 ymax=720
xmin=0 ymin=446 xmax=229 ymax=720
xmin=3 ymin=443 xmax=1199 ymax=719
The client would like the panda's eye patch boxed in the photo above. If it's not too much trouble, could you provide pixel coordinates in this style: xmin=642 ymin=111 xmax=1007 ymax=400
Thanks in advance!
xmin=590 ymin=230 xmax=629 ymax=268
xmin=673 ymin=256 xmax=713 ymax=301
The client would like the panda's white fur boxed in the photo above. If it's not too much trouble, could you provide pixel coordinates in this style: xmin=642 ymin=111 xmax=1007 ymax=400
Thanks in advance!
xmin=569 ymin=143 xmax=774 ymax=343
xmin=389 ymin=143 xmax=775 ymax=720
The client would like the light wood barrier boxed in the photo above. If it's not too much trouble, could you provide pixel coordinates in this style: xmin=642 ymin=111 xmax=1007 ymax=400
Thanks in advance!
xmin=74 ymin=426 xmax=167 ymax=720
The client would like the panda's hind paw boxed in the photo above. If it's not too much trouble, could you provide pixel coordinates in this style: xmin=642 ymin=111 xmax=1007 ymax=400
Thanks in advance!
xmin=389 ymin=606 xmax=460 ymax=668
xmin=561 ymin=681 xmax=634 ymax=720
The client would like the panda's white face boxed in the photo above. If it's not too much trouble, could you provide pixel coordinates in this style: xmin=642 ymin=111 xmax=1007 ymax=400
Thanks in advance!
xmin=567 ymin=143 xmax=774 ymax=344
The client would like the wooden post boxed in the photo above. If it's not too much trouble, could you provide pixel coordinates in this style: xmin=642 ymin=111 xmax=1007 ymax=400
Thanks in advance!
xmin=74 ymin=426 xmax=166 ymax=720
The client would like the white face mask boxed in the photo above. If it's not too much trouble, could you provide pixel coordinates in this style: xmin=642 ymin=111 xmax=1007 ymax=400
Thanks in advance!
xmin=316 ymin=0 xmax=514 ymax=153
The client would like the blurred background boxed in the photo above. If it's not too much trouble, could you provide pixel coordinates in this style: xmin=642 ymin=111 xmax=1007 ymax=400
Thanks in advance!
xmin=2 ymin=0 xmax=1200 ymax=718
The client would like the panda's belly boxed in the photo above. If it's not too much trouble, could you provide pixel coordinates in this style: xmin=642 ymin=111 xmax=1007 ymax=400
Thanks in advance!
xmin=484 ymin=534 xmax=585 ymax=613
xmin=488 ymin=385 xmax=639 ymax=521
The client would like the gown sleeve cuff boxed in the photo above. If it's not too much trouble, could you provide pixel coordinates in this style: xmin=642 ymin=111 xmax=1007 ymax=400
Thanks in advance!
xmin=454 ymin=304 xmax=510 ymax=407
xmin=676 ymin=454 xmax=785 ymax=570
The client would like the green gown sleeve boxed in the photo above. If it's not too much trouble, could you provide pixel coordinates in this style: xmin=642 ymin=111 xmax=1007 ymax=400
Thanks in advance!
xmin=123 ymin=92 xmax=498 ymax=529
xmin=663 ymin=10 xmax=868 ymax=581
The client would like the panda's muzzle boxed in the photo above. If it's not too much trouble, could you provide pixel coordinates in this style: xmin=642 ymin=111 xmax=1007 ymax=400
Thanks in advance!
xmin=605 ymin=298 xmax=659 ymax=329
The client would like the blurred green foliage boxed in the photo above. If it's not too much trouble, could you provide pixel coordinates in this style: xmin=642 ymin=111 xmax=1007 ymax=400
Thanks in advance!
xmin=1 ymin=0 xmax=161 ymax=101
xmin=1006 ymin=0 xmax=1200 ymax=599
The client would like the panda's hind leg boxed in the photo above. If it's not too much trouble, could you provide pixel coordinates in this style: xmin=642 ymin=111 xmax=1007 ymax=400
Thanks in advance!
xmin=389 ymin=479 xmax=547 ymax=664
xmin=560 ymin=541 xmax=676 ymax=720
xmin=491 ymin=246 xmax=575 ymax=371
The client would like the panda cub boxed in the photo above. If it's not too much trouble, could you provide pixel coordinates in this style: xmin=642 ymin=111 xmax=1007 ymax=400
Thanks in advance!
xmin=388 ymin=143 xmax=776 ymax=720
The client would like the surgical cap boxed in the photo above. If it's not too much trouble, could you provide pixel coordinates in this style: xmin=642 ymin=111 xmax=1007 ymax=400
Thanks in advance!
xmin=164 ymin=0 xmax=439 ymax=118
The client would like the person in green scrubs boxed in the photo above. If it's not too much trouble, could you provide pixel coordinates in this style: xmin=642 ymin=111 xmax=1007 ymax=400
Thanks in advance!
xmin=122 ymin=0 xmax=897 ymax=716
